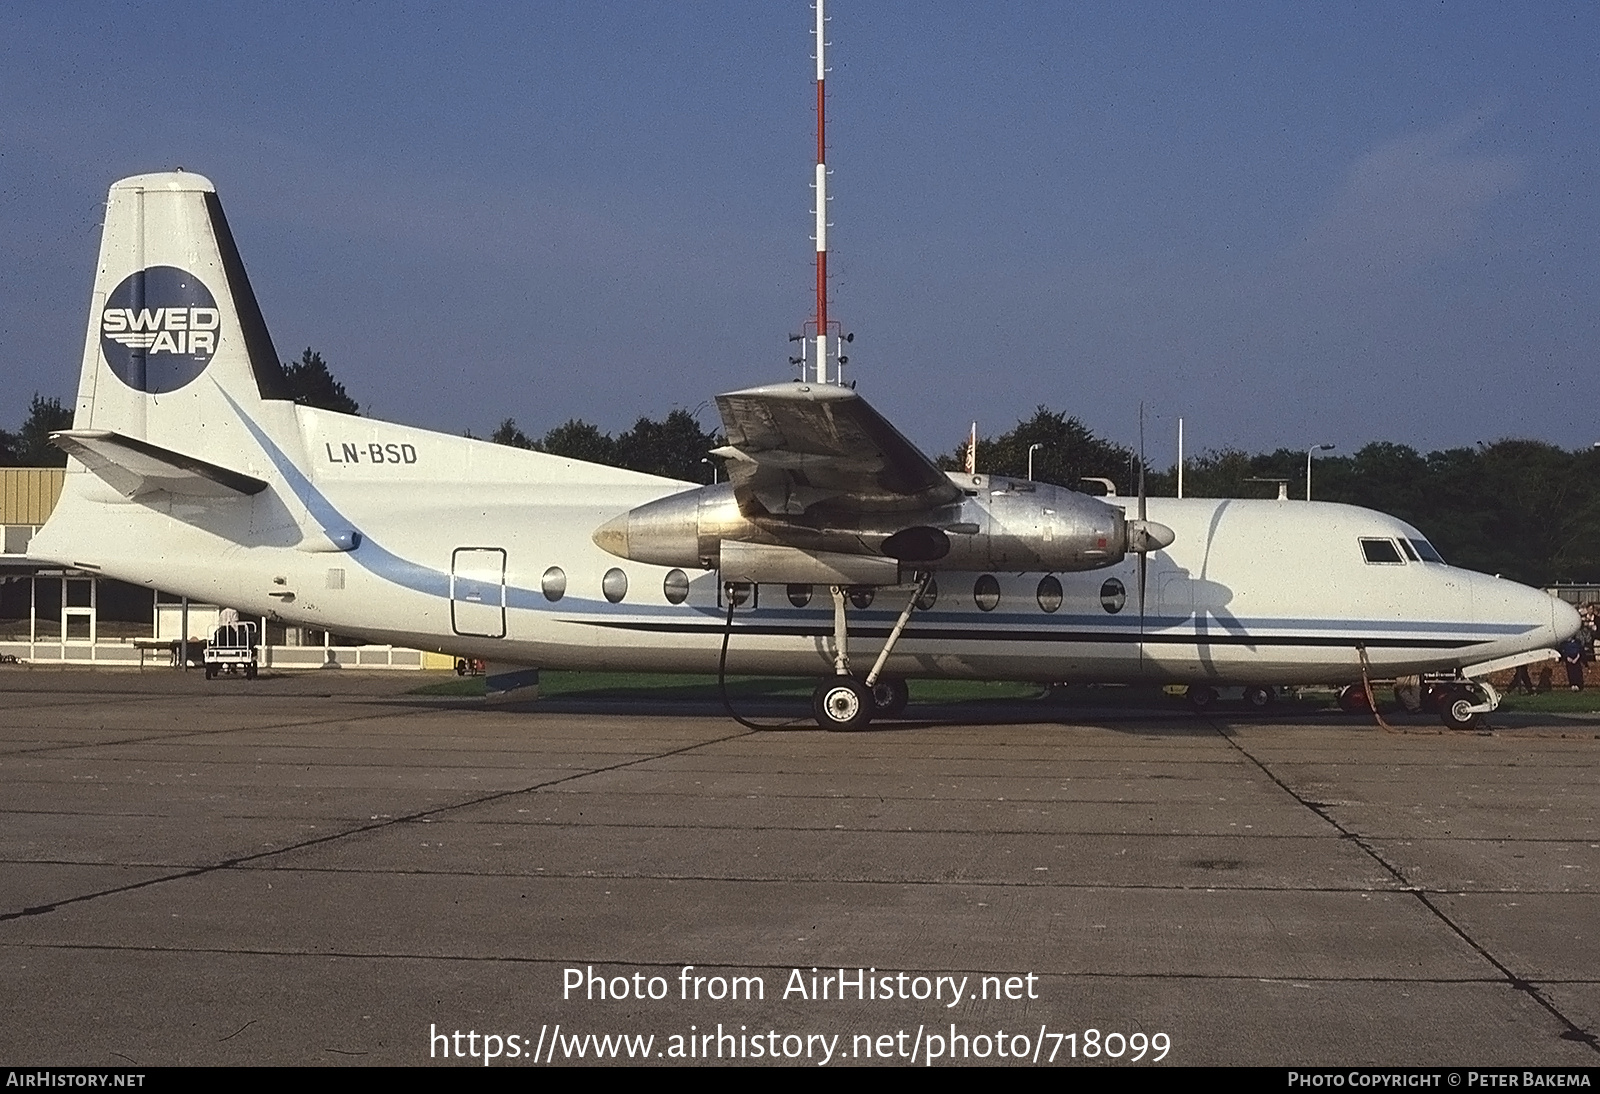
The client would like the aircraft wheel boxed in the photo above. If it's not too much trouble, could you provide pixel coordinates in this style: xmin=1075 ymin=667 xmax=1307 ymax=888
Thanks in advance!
xmin=1242 ymin=685 xmax=1275 ymax=710
xmin=813 ymin=677 xmax=874 ymax=731
xmin=1185 ymin=685 xmax=1218 ymax=712
xmin=455 ymin=658 xmax=468 ymax=676
xmin=870 ymin=676 xmax=910 ymax=718
xmin=1438 ymin=688 xmax=1481 ymax=730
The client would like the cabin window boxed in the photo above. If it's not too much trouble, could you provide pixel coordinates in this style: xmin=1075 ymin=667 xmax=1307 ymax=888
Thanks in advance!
xmin=787 ymin=584 xmax=812 ymax=608
xmin=974 ymin=574 xmax=1001 ymax=612
xmin=541 ymin=566 xmax=566 ymax=602
xmin=1398 ymin=539 xmax=1419 ymax=562
xmin=1360 ymin=538 xmax=1404 ymax=565
xmin=662 ymin=569 xmax=690 ymax=605
xmin=1100 ymin=578 xmax=1125 ymax=614
xmin=602 ymin=567 xmax=629 ymax=603
xmin=915 ymin=578 xmax=939 ymax=611
xmin=724 ymin=582 xmax=753 ymax=607
xmin=1036 ymin=575 xmax=1063 ymax=613
xmin=1409 ymin=538 xmax=1445 ymax=563
xmin=849 ymin=586 xmax=875 ymax=610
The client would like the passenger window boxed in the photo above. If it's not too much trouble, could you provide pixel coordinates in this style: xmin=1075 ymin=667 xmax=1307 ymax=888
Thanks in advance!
xmin=1036 ymin=575 xmax=1063 ymax=613
xmin=849 ymin=586 xmax=876 ymax=609
xmin=662 ymin=569 xmax=690 ymax=605
xmin=915 ymin=578 xmax=939 ymax=611
xmin=1100 ymin=578 xmax=1125 ymax=614
xmin=787 ymin=584 xmax=813 ymax=608
xmin=1360 ymin=538 xmax=1404 ymax=565
xmin=541 ymin=566 xmax=566 ymax=602
xmin=974 ymin=574 xmax=1001 ymax=612
xmin=602 ymin=567 xmax=629 ymax=603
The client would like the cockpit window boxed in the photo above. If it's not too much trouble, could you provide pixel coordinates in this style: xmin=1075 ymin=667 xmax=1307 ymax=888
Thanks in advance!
xmin=1409 ymin=538 xmax=1445 ymax=563
xmin=1360 ymin=538 xmax=1404 ymax=565
xmin=1398 ymin=539 xmax=1419 ymax=562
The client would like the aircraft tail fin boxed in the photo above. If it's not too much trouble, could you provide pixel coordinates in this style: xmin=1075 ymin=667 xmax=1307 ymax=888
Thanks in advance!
xmin=69 ymin=171 xmax=296 ymax=457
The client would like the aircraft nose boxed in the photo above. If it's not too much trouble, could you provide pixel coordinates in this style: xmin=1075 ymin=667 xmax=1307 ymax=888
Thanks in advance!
xmin=1551 ymin=594 xmax=1582 ymax=645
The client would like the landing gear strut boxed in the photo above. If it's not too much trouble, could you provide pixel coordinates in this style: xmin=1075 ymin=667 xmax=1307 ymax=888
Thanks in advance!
xmin=810 ymin=572 xmax=930 ymax=731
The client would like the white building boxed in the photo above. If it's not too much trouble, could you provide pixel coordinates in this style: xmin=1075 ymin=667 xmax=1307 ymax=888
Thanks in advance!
xmin=1 ymin=467 xmax=446 ymax=669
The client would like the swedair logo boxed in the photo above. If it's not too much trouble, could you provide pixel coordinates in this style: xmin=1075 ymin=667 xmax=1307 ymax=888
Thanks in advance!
xmin=100 ymin=266 xmax=221 ymax=394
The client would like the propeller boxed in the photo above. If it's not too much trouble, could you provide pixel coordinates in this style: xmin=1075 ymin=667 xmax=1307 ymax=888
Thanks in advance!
xmin=1138 ymin=405 xmax=1147 ymax=621
xmin=1125 ymin=403 xmax=1176 ymax=628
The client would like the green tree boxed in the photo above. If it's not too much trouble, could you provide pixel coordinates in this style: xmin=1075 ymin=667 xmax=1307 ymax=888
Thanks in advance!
xmin=490 ymin=418 xmax=535 ymax=449
xmin=615 ymin=409 xmax=721 ymax=481
xmin=537 ymin=419 xmax=619 ymax=466
xmin=490 ymin=410 xmax=721 ymax=482
xmin=282 ymin=349 xmax=359 ymax=414
xmin=5 ymin=395 xmax=74 ymax=467
xmin=938 ymin=407 xmax=1134 ymax=493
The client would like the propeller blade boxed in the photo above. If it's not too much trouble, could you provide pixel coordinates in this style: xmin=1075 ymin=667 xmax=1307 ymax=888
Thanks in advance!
xmin=1138 ymin=403 xmax=1147 ymax=627
xmin=1139 ymin=551 xmax=1147 ymax=617
xmin=1138 ymin=403 xmax=1147 ymax=524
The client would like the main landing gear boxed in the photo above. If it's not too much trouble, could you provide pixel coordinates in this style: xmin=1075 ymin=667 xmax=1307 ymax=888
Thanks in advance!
xmin=809 ymin=573 xmax=929 ymax=731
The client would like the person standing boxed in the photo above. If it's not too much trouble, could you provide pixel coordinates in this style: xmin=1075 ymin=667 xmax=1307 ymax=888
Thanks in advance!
xmin=1561 ymin=635 xmax=1585 ymax=691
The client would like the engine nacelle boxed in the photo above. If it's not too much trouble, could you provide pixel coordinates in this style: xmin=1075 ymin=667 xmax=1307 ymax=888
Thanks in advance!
xmin=591 ymin=474 xmax=1171 ymax=576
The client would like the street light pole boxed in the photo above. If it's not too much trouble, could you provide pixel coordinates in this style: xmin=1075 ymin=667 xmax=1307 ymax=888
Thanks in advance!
xmin=1306 ymin=443 xmax=1335 ymax=500
xmin=1027 ymin=443 xmax=1043 ymax=481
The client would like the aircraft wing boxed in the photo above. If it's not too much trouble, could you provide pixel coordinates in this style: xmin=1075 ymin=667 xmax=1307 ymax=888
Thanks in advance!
xmin=51 ymin=430 xmax=267 ymax=500
xmin=712 ymin=383 xmax=961 ymax=516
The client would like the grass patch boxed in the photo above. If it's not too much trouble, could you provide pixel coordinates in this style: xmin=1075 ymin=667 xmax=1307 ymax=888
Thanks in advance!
xmin=1494 ymin=689 xmax=1600 ymax=714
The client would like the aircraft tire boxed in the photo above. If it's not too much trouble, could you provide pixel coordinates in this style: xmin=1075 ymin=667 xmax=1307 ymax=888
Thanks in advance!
xmin=1438 ymin=689 xmax=1481 ymax=730
xmin=871 ymin=676 xmax=910 ymax=718
xmin=1242 ymin=685 xmax=1275 ymax=710
xmin=814 ymin=678 xmax=874 ymax=731
xmin=1185 ymin=684 xmax=1218 ymax=712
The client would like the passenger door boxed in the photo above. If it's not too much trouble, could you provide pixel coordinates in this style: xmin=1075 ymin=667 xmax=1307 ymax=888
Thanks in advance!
xmin=451 ymin=547 xmax=506 ymax=638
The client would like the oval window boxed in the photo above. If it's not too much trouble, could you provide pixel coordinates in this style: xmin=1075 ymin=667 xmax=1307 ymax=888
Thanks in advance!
xmin=663 ymin=568 xmax=690 ymax=605
xmin=787 ymin=583 xmax=813 ymax=608
xmin=726 ymin=582 xmax=752 ymax=607
xmin=602 ymin=567 xmax=629 ymax=604
xmin=974 ymin=574 xmax=1000 ymax=612
xmin=1100 ymin=578 xmax=1126 ymax=614
xmin=541 ymin=566 xmax=566 ymax=602
xmin=849 ymin=586 xmax=876 ymax=610
xmin=915 ymin=577 xmax=939 ymax=611
xmin=1036 ymin=575 xmax=1063 ymax=613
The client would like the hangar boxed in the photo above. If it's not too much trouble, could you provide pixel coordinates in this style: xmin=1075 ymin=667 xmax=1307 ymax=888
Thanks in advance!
xmin=0 ymin=466 xmax=442 ymax=669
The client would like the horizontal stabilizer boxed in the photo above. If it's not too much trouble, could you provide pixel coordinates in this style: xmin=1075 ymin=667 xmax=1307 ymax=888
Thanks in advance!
xmin=51 ymin=430 xmax=267 ymax=499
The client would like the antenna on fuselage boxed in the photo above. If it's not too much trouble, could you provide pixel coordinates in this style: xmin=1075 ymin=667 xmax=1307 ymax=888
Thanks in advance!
xmin=790 ymin=0 xmax=851 ymax=385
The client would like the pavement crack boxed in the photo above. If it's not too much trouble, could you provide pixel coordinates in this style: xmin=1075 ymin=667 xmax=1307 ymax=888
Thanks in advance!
xmin=0 ymin=714 xmax=751 ymax=926
xmin=1213 ymin=720 xmax=1600 ymax=1058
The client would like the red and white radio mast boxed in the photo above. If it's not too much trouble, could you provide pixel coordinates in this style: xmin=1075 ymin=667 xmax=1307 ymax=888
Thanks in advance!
xmin=792 ymin=0 xmax=850 ymax=385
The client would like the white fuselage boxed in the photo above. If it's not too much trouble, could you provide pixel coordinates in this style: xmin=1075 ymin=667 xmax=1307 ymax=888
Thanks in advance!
xmin=33 ymin=402 xmax=1573 ymax=687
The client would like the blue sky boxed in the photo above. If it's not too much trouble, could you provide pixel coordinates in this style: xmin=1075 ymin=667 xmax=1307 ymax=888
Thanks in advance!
xmin=3 ymin=2 xmax=1596 ymax=465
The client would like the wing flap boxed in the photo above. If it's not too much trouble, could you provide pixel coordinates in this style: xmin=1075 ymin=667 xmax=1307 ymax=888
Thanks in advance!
xmin=51 ymin=430 xmax=267 ymax=499
xmin=714 ymin=383 xmax=960 ymax=517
